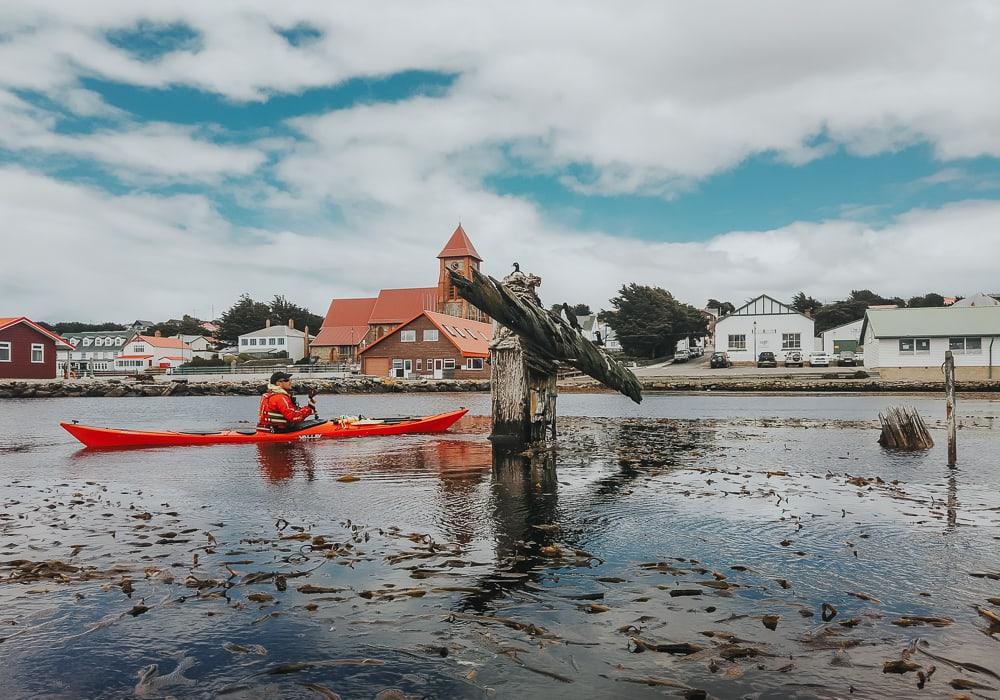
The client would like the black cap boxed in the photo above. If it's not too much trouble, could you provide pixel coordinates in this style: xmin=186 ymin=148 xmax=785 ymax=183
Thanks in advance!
xmin=270 ymin=371 xmax=293 ymax=384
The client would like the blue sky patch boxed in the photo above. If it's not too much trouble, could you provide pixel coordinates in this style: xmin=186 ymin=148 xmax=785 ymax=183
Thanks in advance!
xmin=105 ymin=22 xmax=201 ymax=61
xmin=276 ymin=23 xmax=323 ymax=47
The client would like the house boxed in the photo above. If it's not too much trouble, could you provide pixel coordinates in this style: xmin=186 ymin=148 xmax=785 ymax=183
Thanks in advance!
xmin=820 ymin=318 xmax=864 ymax=356
xmin=713 ymin=295 xmax=815 ymax=364
xmin=0 ymin=317 xmax=73 ymax=380
xmin=238 ymin=320 xmax=313 ymax=362
xmin=860 ymin=306 xmax=1000 ymax=381
xmin=176 ymin=334 xmax=219 ymax=360
xmin=114 ymin=333 xmax=192 ymax=372
xmin=951 ymin=292 xmax=1000 ymax=308
xmin=127 ymin=320 xmax=154 ymax=333
xmin=311 ymin=224 xmax=490 ymax=362
xmin=576 ymin=314 xmax=621 ymax=351
xmin=58 ymin=330 xmax=133 ymax=375
xmin=358 ymin=310 xmax=491 ymax=379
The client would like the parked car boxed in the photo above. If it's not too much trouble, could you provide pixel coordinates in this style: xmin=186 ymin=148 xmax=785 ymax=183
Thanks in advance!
xmin=673 ymin=349 xmax=690 ymax=363
xmin=784 ymin=350 xmax=803 ymax=367
xmin=808 ymin=352 xmax=830 ymax=367
xmin=757 ymin=351 xmax=777 ymax=368
xmin=710 ymin=351 xmax=732 ymax=368
xmin=838 ymin=350 xmax=856 ymax=366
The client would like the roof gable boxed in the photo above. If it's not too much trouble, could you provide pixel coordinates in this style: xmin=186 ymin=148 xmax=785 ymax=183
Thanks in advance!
xmin=0 ymin=317 xmax=74 ymax=348
xmin=368 ymin=287 xmax=438 ymax=324
xmin=312 ymin=324 xmax=368 ymax=347
xmin=729 ymin=294 xmax=803 ymax=317
xmin=436 ymin=224 xmax=482 ymax=262
xmin=359 ymin=311 xmax=491 ymax=358
xmin=132 ymin=334 xmax=190 ymax=349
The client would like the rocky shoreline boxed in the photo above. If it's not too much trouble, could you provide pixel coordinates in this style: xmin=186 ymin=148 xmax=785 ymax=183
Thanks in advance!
xmin=0 ymin=377 xmax=490 ymax=398
xmin=3 ymin=374 xmax=1000 ymax=398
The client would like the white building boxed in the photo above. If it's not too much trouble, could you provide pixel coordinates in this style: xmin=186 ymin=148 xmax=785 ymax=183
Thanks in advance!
xmin=820 ymin=318 xmax=864 ymax=356
xmin=176 ymin=334 xmax=218 ymax=360
xmin=576 ymin=314 xmax=622 ymax=352
xmin=714 ymin=295 xmax=815 ymax=364
xmin=860 ymin=306 xmax=1000 ymax=381
xmin=951 ymin=292 xmax=1000 ymax=308
xmin=115 ymin=334 xmax=192 ymax=372
xmin=58 ymin=330 xmax=132 ymax=375
xmin=238 ymin=321 xmax=313 ymax=362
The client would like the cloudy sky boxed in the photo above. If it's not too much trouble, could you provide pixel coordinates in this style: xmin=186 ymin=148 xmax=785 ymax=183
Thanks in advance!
xmin=3 ymin=1 xmax=1000 ymax=322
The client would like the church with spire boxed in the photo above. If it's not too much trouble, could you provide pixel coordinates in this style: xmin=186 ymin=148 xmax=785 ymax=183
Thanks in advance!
xmin=311 ymin=224 xmax=491 ymax=366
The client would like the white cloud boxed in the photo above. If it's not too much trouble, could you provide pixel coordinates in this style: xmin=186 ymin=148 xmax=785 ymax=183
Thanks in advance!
xmin=3 ymin=166 xmax=998 ymax=322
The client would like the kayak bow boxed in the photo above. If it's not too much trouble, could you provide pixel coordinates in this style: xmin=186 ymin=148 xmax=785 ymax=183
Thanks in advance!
xmin=61 ymin=408 xmax=468 ymax=450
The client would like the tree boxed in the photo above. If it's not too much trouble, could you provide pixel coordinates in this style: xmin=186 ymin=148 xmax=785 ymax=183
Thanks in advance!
xmin=813 ymin=289 xmax=902 ymax=334
xmin=217 ymin=294 xmax=272 ymax=344
xmin=147 ymin=315 xmax=207 ymax=338
xmin=42 ymin=321 xmax=126 ymax=334
xmin=791 ymin=292 xmax=823 ymax=314
xmin=601 ymin=284 xmax=708 ymax=358
xmin=906 ymin=292 xmax=946 ymax=308
xmin=269 ymin=295 xmax=324 ymax=333
xmin=705 ymin=299 xmax=736 ymax=316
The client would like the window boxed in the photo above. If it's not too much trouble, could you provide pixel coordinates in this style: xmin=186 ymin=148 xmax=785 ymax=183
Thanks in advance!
xmin=269 ymin=338 xmax=277 ymax=345
xmin=423 ymin=329 xmax=439 ymax=342
xmin=949 ymin=337 xmax=982 ymax=354
xmin=400 ymin=330 xmax=416 ymax=343
xmin=416 ymin=359 xmax=422 ymax=370
xmin=467 ymin=358 xmax=484 ymax=370
xmin=134 ymin=344 xmax=145 ymax=353
xmin=443 ymin=325 xmax=458 ymax=336
xmin=31 ymin=344 xmax=44 ymax=363
xmin=781 ymin=333 xmax=801 ymax=350
xmin=455 ymin=327 xmax=467 ymax=337
xmin=392 ymin=359 xmax=403 ymax=369
xmin=899 ymin=338 xmax=930 ymax=355
xmin=728 ymin=334 xmax=746 ymax=351
xmin=444 ymin=358 xmax=456 ymax=369
xmin=277 ymin=338 xmax=285 ymax=345
xmin=0 ymin=342 xmax=10 ymax=362
xmin=249 ymin=338 xmax=257 ymax=346
xmin=240 ymin=338 xmax=248 ymax=346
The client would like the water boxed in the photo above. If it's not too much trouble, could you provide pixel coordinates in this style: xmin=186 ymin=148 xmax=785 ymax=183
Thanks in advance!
xmin=1 ymin=393 xmax=999 ymax=699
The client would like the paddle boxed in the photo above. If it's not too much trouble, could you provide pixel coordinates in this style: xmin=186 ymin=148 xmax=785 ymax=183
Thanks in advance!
xmin=306 ymin=388 xmax=319 ymax=420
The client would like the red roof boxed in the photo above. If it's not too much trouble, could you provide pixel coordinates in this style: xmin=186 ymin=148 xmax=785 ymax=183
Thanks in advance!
xmin=117 ymin=354 xmax=153 ymax=359
xmin=359 ymin=311 xmax=491 ymax=358
xmin=320 ymin=297 xmax=377 ymax=327
xmin=368 ymin=287 xmax=438 ymax=325
xmin=436 ymin=224 xmax=482 ymax=262
xmin=0 ymin=317 xmax=74 ymax=349
xmin=312 ymin=325 xmax=368 ymax=347
xmin=133 ymin=334 xmax=190 ymax=349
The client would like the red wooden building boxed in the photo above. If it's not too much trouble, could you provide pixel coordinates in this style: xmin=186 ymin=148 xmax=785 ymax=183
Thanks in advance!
xmin=0 ymin=317 xmax=73 ymax=380
xmin=358 ymin=310 xmax=491 ymax=379
xmin=312 ymin=224 xmax=489 ymax=362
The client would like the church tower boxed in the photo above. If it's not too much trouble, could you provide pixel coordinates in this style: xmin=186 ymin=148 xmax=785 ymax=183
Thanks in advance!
xmin=437 ymin=224 xmax=486 ymax=321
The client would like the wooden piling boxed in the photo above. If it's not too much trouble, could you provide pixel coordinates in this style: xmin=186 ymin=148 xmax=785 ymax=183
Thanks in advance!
xmin=878 ymin=405 xmax=934 ymax=450
xmin=945 ymin=349 xmax=957 ymax=466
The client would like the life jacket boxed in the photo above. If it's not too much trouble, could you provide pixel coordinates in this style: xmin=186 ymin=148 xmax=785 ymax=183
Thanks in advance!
xmin=257 ymin=385 xmax=314 ymax=432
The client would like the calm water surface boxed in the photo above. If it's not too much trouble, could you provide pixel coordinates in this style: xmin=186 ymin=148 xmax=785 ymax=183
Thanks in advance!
xmin=1 ymin=393 xmax=999 ymax=699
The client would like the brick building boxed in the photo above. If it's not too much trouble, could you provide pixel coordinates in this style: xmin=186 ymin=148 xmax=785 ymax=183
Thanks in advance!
xmin=312 ymin=224 xmax=489 ymax=363
xmin=0 ymin=317 xmax=73 ymax=380
xmin=358 ymin=310 xmax=490 ymax=379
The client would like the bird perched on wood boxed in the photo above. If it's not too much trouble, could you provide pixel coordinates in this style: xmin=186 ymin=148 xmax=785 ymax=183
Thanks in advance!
xmin=512 ymin=262 xmax=520 ymax=273
xmin=562 ymin=303 xmax=583 ymax=332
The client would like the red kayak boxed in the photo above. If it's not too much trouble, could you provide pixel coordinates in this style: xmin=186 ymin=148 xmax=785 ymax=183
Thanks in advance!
xmin=61 ymin=408 xmax=468 ymax=450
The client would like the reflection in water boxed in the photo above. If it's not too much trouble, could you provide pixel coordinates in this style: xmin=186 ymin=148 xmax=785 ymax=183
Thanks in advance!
xmin=256 ymin=443 xmax=316 ymax=482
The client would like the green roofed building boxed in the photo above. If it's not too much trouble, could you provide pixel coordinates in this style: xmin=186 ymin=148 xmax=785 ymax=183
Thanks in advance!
xmin=860 ymin=306 xmax=1000 ymax=381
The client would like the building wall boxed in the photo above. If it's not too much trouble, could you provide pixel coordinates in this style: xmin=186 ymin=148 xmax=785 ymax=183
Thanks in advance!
xmin=714 ymin=313 xmax=815 ymax=364
xmin=359 ymin=315 xmax=488 ymax=379
xmin=879 ymin=366 xmax=997 ymax=381
xmin=822 ymin=319 xmax=864 ymax=355
xmin=868 ymin=336 xmax=999 ymax=373
xmin=238 ymin=333 xmax=306 ymax=361
xmin=0 ymin=324 xmax=58 ymax=379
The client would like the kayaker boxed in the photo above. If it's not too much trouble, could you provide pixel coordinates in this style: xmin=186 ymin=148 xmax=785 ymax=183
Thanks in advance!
xmin=257 ymin=372 xmax=317 ymax=433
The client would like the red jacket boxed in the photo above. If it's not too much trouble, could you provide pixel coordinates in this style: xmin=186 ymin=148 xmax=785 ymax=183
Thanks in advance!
xmin=258 ymin=391 xmax=314 ymax=431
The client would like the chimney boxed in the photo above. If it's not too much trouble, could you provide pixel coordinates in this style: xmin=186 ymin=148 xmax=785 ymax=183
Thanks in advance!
xmin=288 ymin=319 xmax=295 ymax=329
xmin=154 ymin=330 xmax=162 ymax=337
xmin=265 ymin=318 xmax=271 ymax=328
xmin=803 ymin=307 xmax=812 ymax=319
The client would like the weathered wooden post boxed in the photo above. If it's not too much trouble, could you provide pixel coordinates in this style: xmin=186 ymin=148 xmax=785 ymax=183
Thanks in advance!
xmin=448 ymin=266 xmax=641 ymax=447
xmin=945 ymin=349 xmax=957 ymax=466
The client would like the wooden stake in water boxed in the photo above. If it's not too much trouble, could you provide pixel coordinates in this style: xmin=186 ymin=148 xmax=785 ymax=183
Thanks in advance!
xmin=945 ymin=349 xmax=957 ymax=467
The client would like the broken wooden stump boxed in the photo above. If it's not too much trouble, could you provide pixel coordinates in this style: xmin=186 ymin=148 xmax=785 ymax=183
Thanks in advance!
xmin=878 ymin=406 xmax=934 ymax=450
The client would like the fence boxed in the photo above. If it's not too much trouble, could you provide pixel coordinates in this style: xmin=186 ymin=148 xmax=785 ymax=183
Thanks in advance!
xmin=170 ymin=363 xmax=357 ymax=376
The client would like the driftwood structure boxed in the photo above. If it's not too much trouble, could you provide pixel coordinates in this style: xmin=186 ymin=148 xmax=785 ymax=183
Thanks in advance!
xmin=878 ymin=406 xmax=934 ymax=450
xmin=448 ymin=266 xmax=641 ymax=446
xmin=944 ymin=350 xmax=957 ymax=466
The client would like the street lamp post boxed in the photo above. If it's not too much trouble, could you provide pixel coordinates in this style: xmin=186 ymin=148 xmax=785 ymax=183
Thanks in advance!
xmin=753 ymin=321 xmax=757 ymax=360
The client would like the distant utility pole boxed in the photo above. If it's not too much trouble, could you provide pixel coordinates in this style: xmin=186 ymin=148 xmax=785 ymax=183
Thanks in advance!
xmin=945 ymin=350 xmax=957 ymax=467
